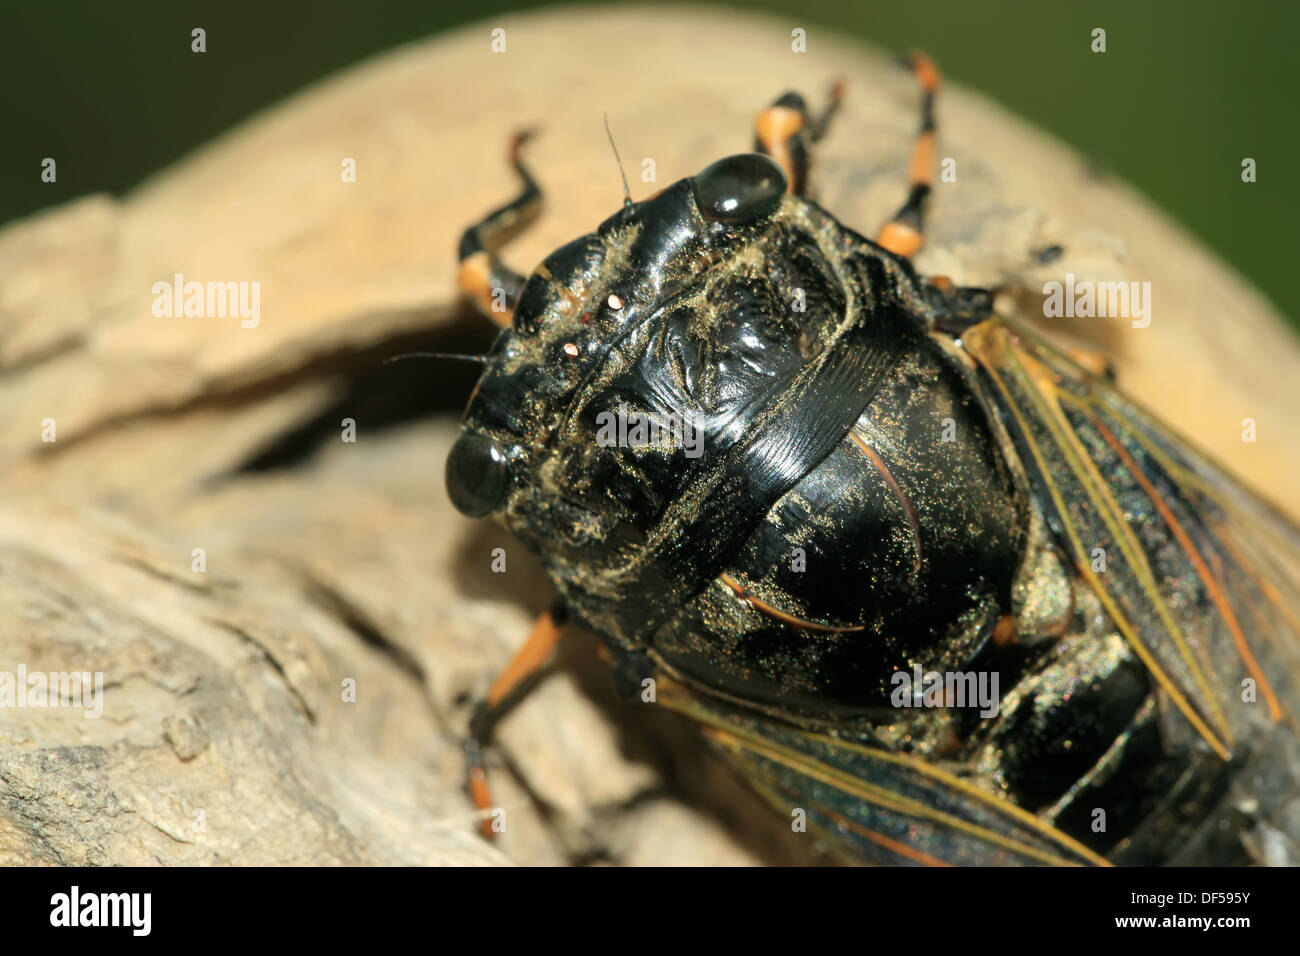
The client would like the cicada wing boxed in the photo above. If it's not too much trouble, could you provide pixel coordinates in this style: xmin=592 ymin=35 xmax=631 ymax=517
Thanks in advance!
xmin=658 ymin=679 xmax=1109 ymax=866
xmin=960 ymin=318 xmax=1300 ymax=762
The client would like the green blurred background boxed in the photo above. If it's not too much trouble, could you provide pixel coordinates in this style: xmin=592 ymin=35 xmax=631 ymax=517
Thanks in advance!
xmin=3 ymin=0 xmax=1296 ymax=329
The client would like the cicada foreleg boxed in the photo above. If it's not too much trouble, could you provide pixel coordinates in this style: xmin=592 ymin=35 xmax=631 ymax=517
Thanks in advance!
xmin=754 ymin=80 xmax=845 ymax=197
xmin=465 ymin=601 xmax=567 ymax=839
xmin=875 ymin=52 xmax=940 ymax=259
xmin=457 ymin=130 xmax=542 ymax=328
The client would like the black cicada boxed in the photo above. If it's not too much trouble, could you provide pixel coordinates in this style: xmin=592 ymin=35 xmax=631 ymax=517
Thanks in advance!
xmin=447 ymin=54 xmax=1300 ymax=866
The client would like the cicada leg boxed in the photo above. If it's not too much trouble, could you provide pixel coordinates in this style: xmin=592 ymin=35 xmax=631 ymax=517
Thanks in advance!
xmin=457 ymin=130 xmax=542 ymax=328
xmin=754 ymin=80 xmax=845 ymax=197
xmin=875 ymin=52 xmax=940 ymax=259
xmin=465 ymin=601 xmax=567 ymax=839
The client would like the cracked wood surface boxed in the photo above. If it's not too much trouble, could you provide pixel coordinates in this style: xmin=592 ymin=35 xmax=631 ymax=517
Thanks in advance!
xmin=1 ymin=7 xmax=1296 ymax=866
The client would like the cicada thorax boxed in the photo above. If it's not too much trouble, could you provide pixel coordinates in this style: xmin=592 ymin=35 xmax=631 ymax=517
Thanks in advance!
xmin=645 ymin=318 xmax=1028 ymax=717
xmin=469 ymin=168 xmax=1031 ymax=705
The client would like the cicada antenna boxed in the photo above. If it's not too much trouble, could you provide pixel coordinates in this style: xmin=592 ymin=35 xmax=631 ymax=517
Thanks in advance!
xmin=383 ymin=352 xmax=487 ymax=366
xmin=604 ymin=113 xmax=633 ymax=209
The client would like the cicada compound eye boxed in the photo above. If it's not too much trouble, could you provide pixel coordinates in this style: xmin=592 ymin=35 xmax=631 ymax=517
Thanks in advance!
xmin=692 ymin=153 xmax=788 ymax=225
xmin=446 ymin=432 xmax=508 ymax=518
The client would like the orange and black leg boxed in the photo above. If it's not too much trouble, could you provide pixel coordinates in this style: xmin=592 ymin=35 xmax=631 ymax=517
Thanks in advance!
xmin=869 ymin=53 xmax=999 ymax=336
xmin=465 ymin=601 xmax=568 ymax=838
xmin=457 ymin=130 xmax=542 ymax=328
xmin=754 ymin=80 xmax=845 ymax=196
xmin=876 ymin=52 xmax=940 ymax=259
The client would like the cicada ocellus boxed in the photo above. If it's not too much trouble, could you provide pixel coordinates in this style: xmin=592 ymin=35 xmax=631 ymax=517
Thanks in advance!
xmin=446 ymin=54 xmax=1300 ymax=866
